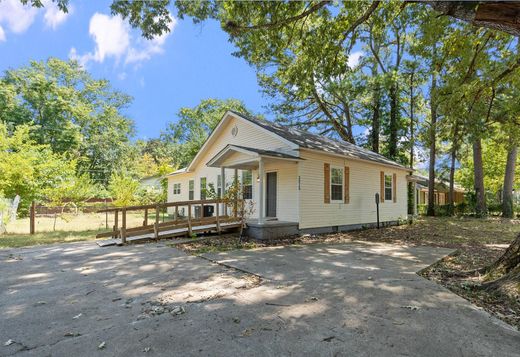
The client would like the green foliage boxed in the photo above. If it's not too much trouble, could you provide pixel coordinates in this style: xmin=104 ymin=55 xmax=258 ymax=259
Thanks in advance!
xmin=0 ymin=122 xmax=72 ymax=213
xmin=161 ymin=98 xmax=252 ymax=167
xmin=44 ymin=172 xmax=98 ymax=208
xmin=2 ymin=58 xmax=135 ymax=185
xmin=108 ymin=173 xmax=140 ymax=207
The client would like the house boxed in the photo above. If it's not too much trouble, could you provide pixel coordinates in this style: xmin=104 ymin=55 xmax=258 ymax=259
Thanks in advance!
xmin=140 ymin=175 xmax=163 ymax=191
xmin=414 ymin=175 xmax=465 ymax=206
xmin=167 ymin=111 xmax=414 ymax=239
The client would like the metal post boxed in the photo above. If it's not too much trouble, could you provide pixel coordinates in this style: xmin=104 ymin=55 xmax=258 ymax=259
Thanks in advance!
xmin=375 ymin=193 xmax=380 ymax=229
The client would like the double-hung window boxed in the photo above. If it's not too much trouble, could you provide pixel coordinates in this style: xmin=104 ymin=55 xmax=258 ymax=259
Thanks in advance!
xmin=384 ymin=174 xmax=393 ymax=201
xmin=242 ymin=170 xmax=252 ymax=200
xmin=200 ymin=177 xmax=207 ymax=200
xmin=173 ymin=183 xmax=181 ymax=195
xmin=330 ymin=167 xmax=343 ymax=202
xmin=188 ymin=180 xmax=194 ymax=200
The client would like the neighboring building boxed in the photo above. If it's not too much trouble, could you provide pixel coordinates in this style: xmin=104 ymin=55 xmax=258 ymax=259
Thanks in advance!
xmin=415 ymin=175 xmax=465 ymax=205
xmin=167 ymin=111 xmax=413 ymax=239
xmin=140 ymin=175 xmax=163 ymax=191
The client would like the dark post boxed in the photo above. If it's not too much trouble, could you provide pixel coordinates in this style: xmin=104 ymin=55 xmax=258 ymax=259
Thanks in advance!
xmin=375 ymin=193 xmax=380 ymax=229
xmin=30 ymin=201 xmax=35 ymax=235
xmin=105 ymin=199 xmax=108 ymax=229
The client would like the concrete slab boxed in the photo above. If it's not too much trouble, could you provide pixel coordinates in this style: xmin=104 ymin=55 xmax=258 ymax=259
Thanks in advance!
xmin=1 ymin=241 xmax=518 ymax=357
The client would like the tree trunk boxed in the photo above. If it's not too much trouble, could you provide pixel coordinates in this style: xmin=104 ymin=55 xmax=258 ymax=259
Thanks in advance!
xmin=427 ymin=72 xmax=437 ymax=217
xmin=388 ymin=82 xmax=399 ymax=160
xmin=448 ymin=122 xmax=459 ymax=216
xmin=482 ymin=233 xmax=520 ymax=298
xmin=473 ymin=138 xmax=487 ymax=217
xmin=371 ymin=85 xmax=381 ymax=153
xmin=502 ymin=144 xmax=517 ymax=218
xmin=409 ymin=71 xmax=415 ymax=169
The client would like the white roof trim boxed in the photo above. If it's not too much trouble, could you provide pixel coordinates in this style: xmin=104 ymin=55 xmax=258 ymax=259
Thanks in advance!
xmin=186 ymin=111 xmax=298 ymax=172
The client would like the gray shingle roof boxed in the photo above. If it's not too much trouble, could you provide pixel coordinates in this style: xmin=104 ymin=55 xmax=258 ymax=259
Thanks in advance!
xmin=230 ymin=111 xmax=408 ymax=170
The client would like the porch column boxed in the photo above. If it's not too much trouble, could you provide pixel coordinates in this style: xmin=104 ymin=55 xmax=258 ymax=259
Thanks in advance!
xmin=258 ymin=158 xmax=265 ymax=224
xmin=220 ymin=166 xmax=226 ymax=214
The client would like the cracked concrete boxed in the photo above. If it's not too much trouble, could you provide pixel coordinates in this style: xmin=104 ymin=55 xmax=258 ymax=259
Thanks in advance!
xmin=1 ymin=241 xmax=519 ymax=356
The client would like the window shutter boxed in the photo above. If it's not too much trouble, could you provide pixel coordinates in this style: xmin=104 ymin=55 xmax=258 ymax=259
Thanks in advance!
xmin=344 ymin=166 xmax=350 ymax=203
xmin=393 ymin=173 xmax=397 ymax=202
xmin=380 ymin=171 xmax=385 ymax=203
xmin=324 ymin=163 xmax=330 ymax=204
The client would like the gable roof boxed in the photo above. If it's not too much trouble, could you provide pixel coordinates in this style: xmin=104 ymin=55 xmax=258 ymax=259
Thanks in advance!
xmin=229 ymin=111 xmax=408 ymax=170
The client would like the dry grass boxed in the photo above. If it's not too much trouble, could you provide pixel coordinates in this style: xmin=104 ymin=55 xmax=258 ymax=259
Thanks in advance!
xmin=5 ymin=212 xmax=170 ymax=234
xmin=0 ymin=229 xmax=105 ymax=249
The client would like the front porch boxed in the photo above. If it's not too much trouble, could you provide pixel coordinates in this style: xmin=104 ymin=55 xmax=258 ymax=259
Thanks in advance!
xmin=207 ymin=144 xmax=301 ymax=240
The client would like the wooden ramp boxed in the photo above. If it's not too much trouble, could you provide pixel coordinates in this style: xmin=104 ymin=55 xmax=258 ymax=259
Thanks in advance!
xmin=95 ymin=198 xmax=245 ymax=247
xmin=96 ymin=220 xmax=242 ymax=247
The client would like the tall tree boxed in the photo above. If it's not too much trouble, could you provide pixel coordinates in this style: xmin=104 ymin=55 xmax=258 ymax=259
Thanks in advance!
xmin=2 ymin=58 xmax=135 ymax=185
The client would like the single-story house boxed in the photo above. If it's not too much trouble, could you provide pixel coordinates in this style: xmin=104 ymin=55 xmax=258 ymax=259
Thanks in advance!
xmin=167 ymin=111 xmax=414 ymax=239
xmin=139 ymin=175 xmax=163 ymax=191
xmin=414 ymin=175 xmax=465 ymax=205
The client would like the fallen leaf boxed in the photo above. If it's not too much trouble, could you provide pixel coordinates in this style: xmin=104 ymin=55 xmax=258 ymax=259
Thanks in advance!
xmin=98 ymin=341 xmax=106 ymax=349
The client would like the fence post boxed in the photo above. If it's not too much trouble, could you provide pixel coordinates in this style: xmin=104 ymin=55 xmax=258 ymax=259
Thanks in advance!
xmin=121 ymin=208 xmax=127 ymax=244
xmin=113 ymin=209 xmax=119 ymax=239
xmin=144 ymin=208 xmax=148 ymax=226
xmin=154 ymin=205 xmax=160 ymax=239
xmin=216 ymin=201 xmax=221 ymax=234
xmin=30 ymin=201 xmax=35 ymax=235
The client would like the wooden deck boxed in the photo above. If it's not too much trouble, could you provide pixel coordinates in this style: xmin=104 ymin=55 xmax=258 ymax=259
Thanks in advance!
xmin=95 ymin=199 xmax=244 ymax=246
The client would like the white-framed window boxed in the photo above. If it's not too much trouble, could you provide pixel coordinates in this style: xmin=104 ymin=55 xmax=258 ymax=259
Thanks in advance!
xmin=188 ymin=180 xmax=194 ymax=200
xmin=200 ymin=177 xmax=207 ymax=200
xmin=330 ymin=166 xmax=343 ymax=202
xmin=217 ymin=174 xmax=222 ymax=197
xmin=242 ymin=170 xmax=252 ymax=200
xmin=173 ymin=183 xmax=181 ymax=195
xmin=385 ymin=174 xmax=393 ymax=201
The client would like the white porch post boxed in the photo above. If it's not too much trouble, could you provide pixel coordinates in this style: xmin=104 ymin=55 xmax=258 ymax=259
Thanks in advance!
xmin=258 ymin=158 xmax=265 ymax=224
xmin=220 ymin=166 xmax=225 ymax=214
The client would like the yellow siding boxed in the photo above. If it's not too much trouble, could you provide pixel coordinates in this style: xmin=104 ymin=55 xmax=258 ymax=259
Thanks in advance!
xmin=298 ymin=150 xmax=409 ymax=229
xmin=167 ymin=114 xmax=297 ymax=219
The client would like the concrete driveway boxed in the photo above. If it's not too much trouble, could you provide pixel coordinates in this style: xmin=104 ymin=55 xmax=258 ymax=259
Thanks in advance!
xmin=1 ymin=241 xmax=518 ymax=356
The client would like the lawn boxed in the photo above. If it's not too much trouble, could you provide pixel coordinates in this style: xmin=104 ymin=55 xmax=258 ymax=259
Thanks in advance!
xmin=0 ymin=229 xmax=104 ymax=249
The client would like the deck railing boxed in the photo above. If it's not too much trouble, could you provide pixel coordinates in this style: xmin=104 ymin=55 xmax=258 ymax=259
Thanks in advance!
xmin=97 ymin=199 xmax=244 ymax=244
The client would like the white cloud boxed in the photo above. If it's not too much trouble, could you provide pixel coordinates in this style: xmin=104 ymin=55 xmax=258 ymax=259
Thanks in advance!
xmin=347 ymin=51 xmax=363 ymax=69
xmin=70 ymin=12 xmax=175 ymax=67
xmin=125 ymin=18 xmax=176 ymax=64
xmin=43 ymin=0 xmax=71 ymax=29
xmin=0 ymin=26 xmax=5 ymax=42
xmin=0 ymin=0 xmax=38 ymax=36
xmin=117 ymin=72 xmax=127 ymax=81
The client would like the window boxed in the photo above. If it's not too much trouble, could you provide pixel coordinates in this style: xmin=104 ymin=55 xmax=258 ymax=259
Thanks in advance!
xmin=330 ymin=167 xmax=343 ymax=201
xmin=200 ymin=177 xmax=207 ymax=200
xmin=385 ymin=174 xmax=393 ymax=201
xmin=173 ymin=183 xmax=181 ymax=195
xmin=242 ymin=170 xmax=252 ymax=199
xmin=189 ymin=180 xmax=194 ymax=200
xmin=217 ymin=174 xmax=222 ymax=197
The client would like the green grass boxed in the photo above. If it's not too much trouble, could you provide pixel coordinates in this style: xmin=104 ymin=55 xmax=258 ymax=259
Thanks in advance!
xmin=0 ymin=229 xmax=103 ymax=249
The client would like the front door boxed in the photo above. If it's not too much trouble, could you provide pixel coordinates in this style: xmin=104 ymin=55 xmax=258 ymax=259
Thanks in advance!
xmin=266 ymin=172 xmax=277 ymax=218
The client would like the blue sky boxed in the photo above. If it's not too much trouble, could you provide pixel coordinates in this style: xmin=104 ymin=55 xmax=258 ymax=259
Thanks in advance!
xmin=0 ymin=0 xmax=266 ymax=139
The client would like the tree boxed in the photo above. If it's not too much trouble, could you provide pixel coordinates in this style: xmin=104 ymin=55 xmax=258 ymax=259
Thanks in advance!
xmin=108 ymin=173 xmax=140 ymax=207
xmin=161 ymin=98 xmax=252 ymax=167
xmin=0 ymin=122 xmax=72 ymax=213
xmin=2 ymin=58 xmax=135 ymax=185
